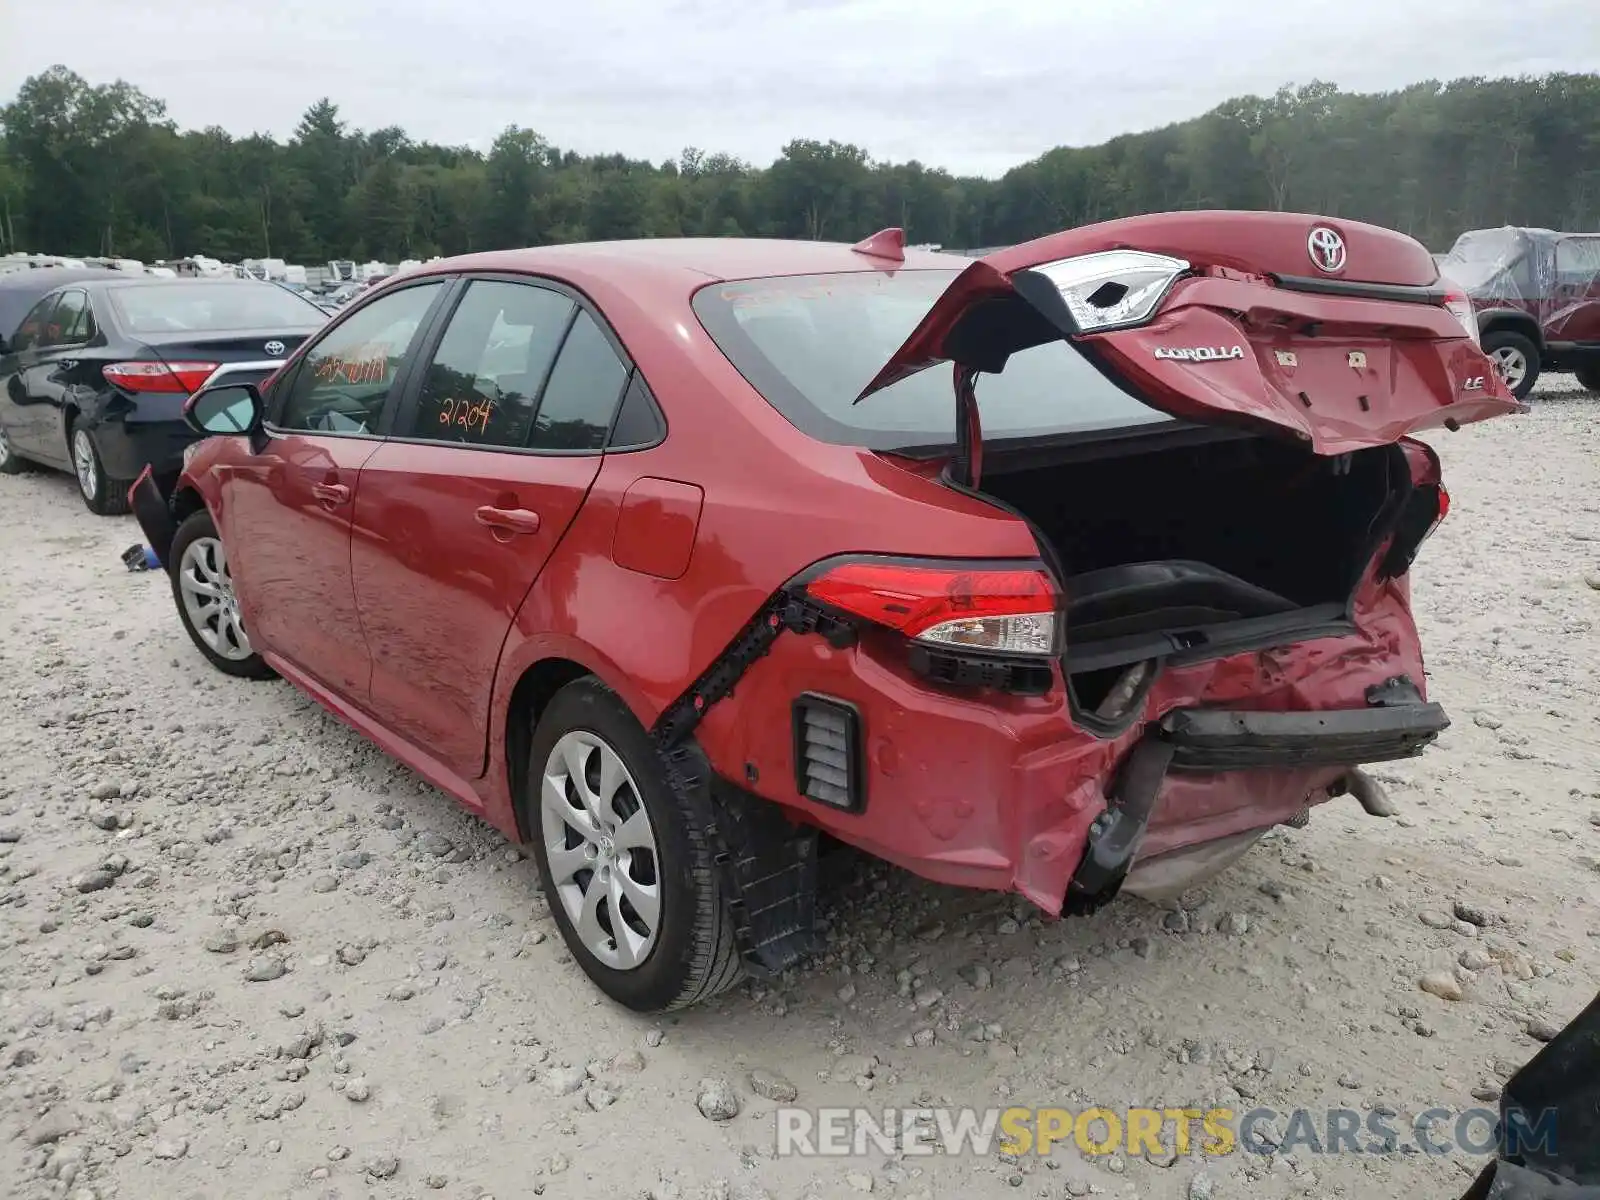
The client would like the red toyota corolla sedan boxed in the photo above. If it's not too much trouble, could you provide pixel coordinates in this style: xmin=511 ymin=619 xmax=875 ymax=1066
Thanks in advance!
xmin=130 ymin=212 xmax=1518 ymax=1011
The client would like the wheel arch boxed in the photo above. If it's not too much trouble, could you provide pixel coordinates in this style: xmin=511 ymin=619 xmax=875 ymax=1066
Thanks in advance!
xmin=1477 ymin=309 xmax=1543 ymax=348
xmin=503 ymin=656 xmax=595 ymax=840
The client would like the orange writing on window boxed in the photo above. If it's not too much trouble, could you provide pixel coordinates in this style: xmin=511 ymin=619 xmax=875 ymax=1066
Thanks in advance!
xmin=438 ymin=395 xmax=496 ymax=438
xmin=312 ymin=341 xmax=394 ymax=386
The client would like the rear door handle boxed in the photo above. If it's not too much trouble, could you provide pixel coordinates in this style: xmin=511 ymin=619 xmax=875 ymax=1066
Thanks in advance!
xmin=312 ymin=482 xmax=351 ymax=505
xmin=475 ymin=506 xmax=541 ymax=535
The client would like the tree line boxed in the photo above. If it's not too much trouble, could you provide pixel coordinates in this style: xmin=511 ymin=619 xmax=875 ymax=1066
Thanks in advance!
xmin=1 ymin=65 xmax=1596 ymax=264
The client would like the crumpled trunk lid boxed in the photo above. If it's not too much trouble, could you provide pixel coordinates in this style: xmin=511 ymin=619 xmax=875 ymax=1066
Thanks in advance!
xmin=855 ymin=211 xmax=1520 ymax=458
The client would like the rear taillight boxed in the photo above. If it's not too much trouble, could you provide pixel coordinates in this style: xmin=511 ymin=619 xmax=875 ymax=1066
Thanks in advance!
xmin=1380 ymin=440 xmax=1449 ymax=579
xmin=103 ymin=361 xmax=221 ymax=394
xmin=804 ymin=560 xmax=1060 ymax=657
xmin=1441 ymin=290 xmax=1479 ymax=346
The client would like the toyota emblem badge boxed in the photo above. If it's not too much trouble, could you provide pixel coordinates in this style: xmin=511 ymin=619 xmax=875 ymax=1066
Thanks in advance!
xmin=1307 ymin=226 xmax=1346 ymax=274
xmin=264 ymin=340 xmax=286 ymax=356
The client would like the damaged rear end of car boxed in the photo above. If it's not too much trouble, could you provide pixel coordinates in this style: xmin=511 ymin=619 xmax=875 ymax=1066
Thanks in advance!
xmin=688 ymin=211 xmax=1517 ymax=934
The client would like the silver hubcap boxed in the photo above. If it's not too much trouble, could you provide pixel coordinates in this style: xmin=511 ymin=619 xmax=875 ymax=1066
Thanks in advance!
xmin=178 ymin=536 xmax=253 ymax=661
xmin=1490 ymin=346 xmax=1527 ymax=390
xmin=540 ymin=731 xmax=661 ymax=970
xmin=73 ymin=429 xmax=98 ymax=499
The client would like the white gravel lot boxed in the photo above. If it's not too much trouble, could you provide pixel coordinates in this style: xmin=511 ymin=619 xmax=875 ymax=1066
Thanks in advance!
xmin=1 ymin=377 xmax=1597 ymax=1200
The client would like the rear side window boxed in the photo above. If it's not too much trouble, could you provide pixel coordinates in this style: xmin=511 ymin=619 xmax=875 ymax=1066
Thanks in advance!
xmin=275 ymin=282 xmax=443 ymax=435
xmin=108 ymin=281 xmax=324 ymax=334
xmin=693 ymin=270 xmax=1167 ymax=451
xmin=527 ymin=310 xmax=630 ymax=451
xmin=406 ymin=280 xmax=575 ymax=446
xmin=45 ymin=290 xmax=94 ymax=346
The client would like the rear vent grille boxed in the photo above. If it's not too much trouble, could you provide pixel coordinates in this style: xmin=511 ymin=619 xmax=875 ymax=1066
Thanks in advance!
xmin=792 ymin=694 xmax=865 ymax=812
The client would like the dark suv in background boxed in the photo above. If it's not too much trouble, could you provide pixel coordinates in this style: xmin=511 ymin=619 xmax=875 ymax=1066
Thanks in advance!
xmin=1437 ymin=226 xmax=1600 ymax=398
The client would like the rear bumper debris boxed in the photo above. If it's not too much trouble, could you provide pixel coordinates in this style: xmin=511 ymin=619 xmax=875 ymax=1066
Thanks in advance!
xmin=1065 ymin=681 xmax=1447 ymax=913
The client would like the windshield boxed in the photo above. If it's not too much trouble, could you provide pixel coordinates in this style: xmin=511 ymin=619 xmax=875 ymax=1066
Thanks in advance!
xmin=693 ymin=269 xmax=1170 ymax=451
xmin=108 ymin=282 xmax=324 ymax=334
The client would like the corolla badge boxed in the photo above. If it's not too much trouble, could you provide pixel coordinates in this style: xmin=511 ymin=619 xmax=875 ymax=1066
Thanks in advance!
xmin=264 ymin=340 xmax=286 ymax=356
xmin=1308 ymin=226 xmax=1347 ymax=273
xmin=1153 ymin=345 xmax=1245 ymax=362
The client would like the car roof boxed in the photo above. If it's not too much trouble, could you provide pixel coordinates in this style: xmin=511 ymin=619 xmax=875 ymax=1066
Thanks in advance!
xmin=415 ymin=237 xmax=968 ymax=291
xmin=0 ymin=266 xmax=127 ymax=291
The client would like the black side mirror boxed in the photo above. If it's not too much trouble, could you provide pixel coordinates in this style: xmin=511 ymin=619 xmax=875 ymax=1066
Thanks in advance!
xmin=184 ymin=383 xmax=263 ymax=436
xmin=0 ymin=335 xmax=9 ymax=355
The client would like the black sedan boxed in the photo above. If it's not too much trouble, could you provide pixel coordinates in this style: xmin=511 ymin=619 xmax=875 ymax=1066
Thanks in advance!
xmin=0 ymin=277 xmax=324 ymax=514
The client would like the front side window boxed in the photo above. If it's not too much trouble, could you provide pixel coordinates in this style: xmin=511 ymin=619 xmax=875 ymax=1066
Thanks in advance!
xmin=10 ymin=295 xmax=58 ymax=353
xmin=275 ymin=282 xmax=443 ymax=435
xmin=407 ymin=280 xmax=574 ymax=447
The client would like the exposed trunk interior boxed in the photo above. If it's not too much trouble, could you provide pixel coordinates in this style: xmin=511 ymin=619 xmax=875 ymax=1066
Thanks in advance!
xmin=977 ymin=427 xmax=1407 ymax=717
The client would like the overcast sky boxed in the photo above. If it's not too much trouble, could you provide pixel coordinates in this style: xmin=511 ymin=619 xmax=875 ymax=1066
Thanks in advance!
xmin=2 ymin=0 xmax=1597 ymax=177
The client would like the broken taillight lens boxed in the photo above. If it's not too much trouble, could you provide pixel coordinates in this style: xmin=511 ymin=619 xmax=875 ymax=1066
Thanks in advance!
xmin=1440 ymin=290 xmax=1479 ymax=346
xmin=804 ymin=560 xmax=1060 ymax=656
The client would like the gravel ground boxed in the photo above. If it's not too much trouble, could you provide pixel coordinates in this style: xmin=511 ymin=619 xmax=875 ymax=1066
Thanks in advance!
xmin=1 ymin=376 xmax=1597 ymax=1200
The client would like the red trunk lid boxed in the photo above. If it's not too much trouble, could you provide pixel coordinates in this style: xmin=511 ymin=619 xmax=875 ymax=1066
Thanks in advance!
xmin=857 ymin=211 xmax=1519 ymax=456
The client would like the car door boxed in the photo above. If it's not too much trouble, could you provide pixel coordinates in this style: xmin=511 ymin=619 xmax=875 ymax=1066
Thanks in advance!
xmin=23 ymin=289 xmax=97 ymax=464
xmin=219 ymin=279 xmax=449 ymax=699
xmin=0 ymin=292 xmax=68 ymax=463
xmin=350 ymin=276 xmax=629 ymax=778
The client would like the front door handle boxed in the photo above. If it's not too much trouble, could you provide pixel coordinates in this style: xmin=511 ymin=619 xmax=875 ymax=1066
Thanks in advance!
xmin=311 ymin=481 xmax=351 ymax=506
xmin=475 ymin=506 xmax=541 ymax=535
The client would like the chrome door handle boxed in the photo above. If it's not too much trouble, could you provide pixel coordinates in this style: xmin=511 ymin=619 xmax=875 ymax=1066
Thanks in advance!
xmin=311 ymin=482 xmax=351 ymax=505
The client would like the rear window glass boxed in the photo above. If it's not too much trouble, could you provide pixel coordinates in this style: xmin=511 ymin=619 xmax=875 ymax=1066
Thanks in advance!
xmin=693 ymin=270 xmax=1169 ymax=451
xmin=107 ymin=282 xmax=323 ymax=334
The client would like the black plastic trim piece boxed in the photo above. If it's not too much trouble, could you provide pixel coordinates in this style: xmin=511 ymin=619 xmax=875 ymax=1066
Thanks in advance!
xmin=1271 ymin=274 xmax=1450 ymax=305
xmin=906 ymin=644 xmax=1054 ymax=695
xmin=1158 ymin=702 xmax=1450 ymax=771
xmin=791 ymin=693 xmax=867 ymax=812
xmin=1063 ymin=735 xmax=1177 ymax=915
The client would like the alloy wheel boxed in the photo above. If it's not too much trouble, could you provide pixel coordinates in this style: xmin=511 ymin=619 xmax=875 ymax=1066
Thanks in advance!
xmin=1490 ymin=345 xmax=1527 ymax=391
xmin=177 ymin=536 xmax=254 ymax=661
xmin=72 ymin=429 xmax=98 ymax=501
xmin=539 ymin=730 xmax=661 ymax=970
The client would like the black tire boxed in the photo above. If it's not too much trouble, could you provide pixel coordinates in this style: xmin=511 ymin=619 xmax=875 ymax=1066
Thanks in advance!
xmin=525 ymin=678 xmax=741 ymax=1012
xmin=0 ymin=422 xmax=30 ymax=475
xmin=1576 ymin=363 xmax=1600 ymax=394
xmin=167 ymin=509 xmax=275 ymax=680
xmin=1482 ymin=329 xmax=1540 ymax=401
xmin=69 ymin=420 xmax=133 ymax=516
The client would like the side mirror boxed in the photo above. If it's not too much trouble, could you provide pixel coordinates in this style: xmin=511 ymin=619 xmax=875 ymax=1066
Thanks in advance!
xmin=184 ymin=383 xmax=263 ymax=436
xmin=0 ymin=335 xmax=9 ymax=355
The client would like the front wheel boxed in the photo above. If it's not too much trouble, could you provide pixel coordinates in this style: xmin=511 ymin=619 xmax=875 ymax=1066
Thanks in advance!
xmin=525 ymin=678 xmax=741 ymax=1012
xmin=1482 ymin=329 xmax=1540 ymax=401
xmin=70 ymin=421 xmax=133 ymax=516
xmin=1575 ymin=363 xmax=1600 ymax=395
xmin=168 ymin=509 xmax=275 ymax=679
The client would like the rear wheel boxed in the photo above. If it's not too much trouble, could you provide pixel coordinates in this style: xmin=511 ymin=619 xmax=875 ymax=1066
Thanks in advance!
xmin=1576 ymin=363 xmax=1600 ymax=394
xmin=1482 ymin=329 xmax=1540 ymax=400
xmin=168 ymin=509 xmax=274 ymax=679
xmin=70 ymin=421 xmax=133 ymax=516
xmin=0 ymin=422 xmax=30 ymax=475
xmin=525 ymin=678 xmax=741 ymax=1012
